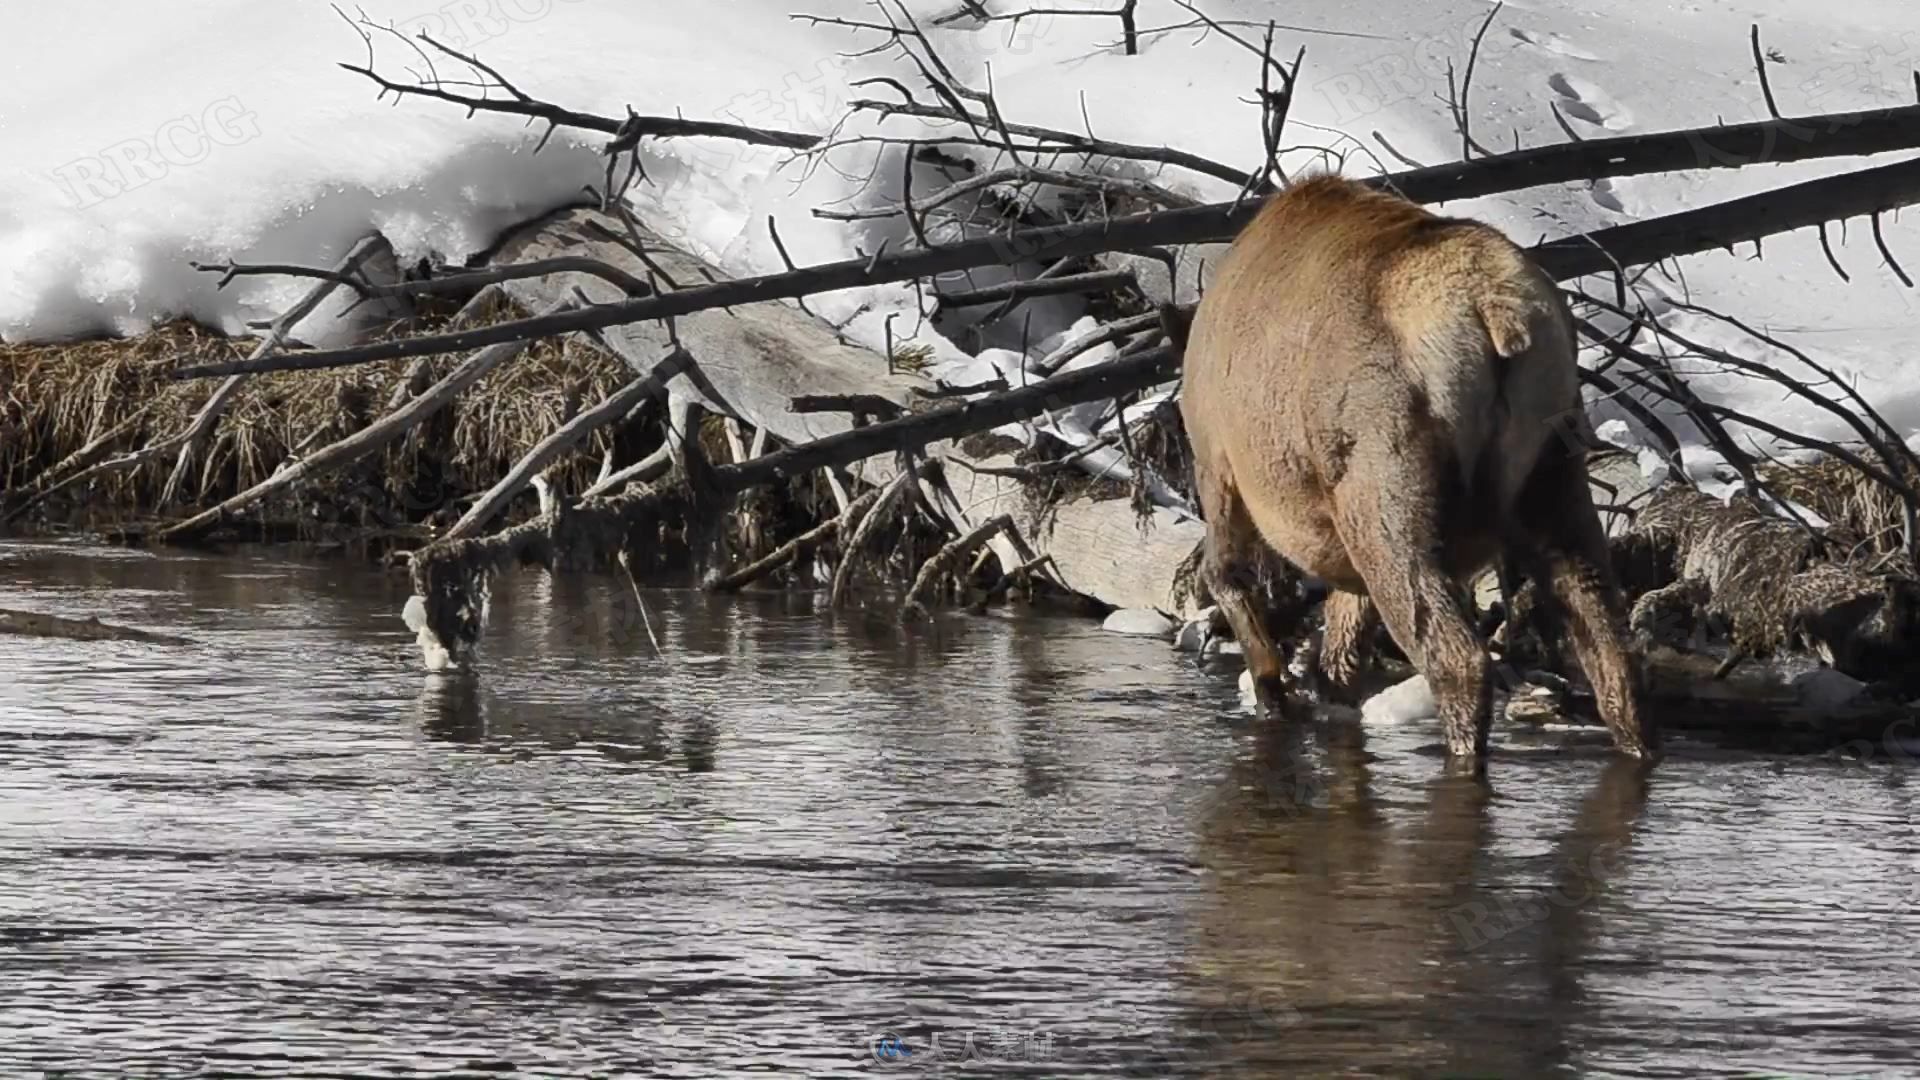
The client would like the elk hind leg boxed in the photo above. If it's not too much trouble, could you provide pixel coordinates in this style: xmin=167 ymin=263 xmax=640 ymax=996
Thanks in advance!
xmin=1514 ymin=450 xmax=1658 ymax=759
xmin=1198 ymin=473 xmax=1293 ymax=715
xmin=1332 ymin=484 xmax=1492 ymax=760
xmin=1317 ymin=589 xmax=1378 ymax=705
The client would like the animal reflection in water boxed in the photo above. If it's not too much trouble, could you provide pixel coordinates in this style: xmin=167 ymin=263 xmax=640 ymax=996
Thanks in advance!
xmin=1176 ymin=175 xmax=1654 ymax=762
xmin=414 ymin=673 xmax=716 ymax=770
xmin=1183 ymin=721 xmax=1652 ymax=1075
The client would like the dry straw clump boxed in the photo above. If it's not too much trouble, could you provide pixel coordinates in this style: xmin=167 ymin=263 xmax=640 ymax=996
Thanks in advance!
xmin=1 ymin=306 xmax=631 ymax=527
xmin=1763 ymin=455 xmax=1918 ymax=567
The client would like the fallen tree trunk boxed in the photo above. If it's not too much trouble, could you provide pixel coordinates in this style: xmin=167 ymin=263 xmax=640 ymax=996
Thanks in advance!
xmin=171 ymin=113 xmax=1920 ymax=381
xmin=482 ymin=207 xmax=934 ymax=490
xmin=471 ymin=207 xmax=1208 ymax=613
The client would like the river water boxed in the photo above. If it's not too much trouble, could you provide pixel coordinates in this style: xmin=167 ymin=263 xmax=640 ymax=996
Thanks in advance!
xmin=1 ymin=537 xmax=1917 ymax=1078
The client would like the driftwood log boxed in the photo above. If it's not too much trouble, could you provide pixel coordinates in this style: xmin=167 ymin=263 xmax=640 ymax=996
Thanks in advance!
xmin=467 ymin=207 xmax=1209 ymax=615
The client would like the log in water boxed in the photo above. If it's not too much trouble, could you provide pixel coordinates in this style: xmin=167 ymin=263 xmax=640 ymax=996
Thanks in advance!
xmin=0 ymin=606 xmax=192 ymax=646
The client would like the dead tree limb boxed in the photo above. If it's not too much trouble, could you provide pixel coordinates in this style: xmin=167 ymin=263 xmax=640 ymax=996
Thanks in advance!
xmin=934 ymin=268 xmax=1136 ymax=308
xmin=4 ymin=236 xmax=390 ymax=524
xmin=790 ymin=394 xmax=907 ymax=421
xmin=1534 ymin=155 xmax=1920 ymax=279
xmin=582 ymin=443 xmax=675 ymax=498
xmin=708 ymin=484 xmax=886 ymax=593
xmin=715 ymin=344 xmax=1179 ymax=489
xmin=162 ymin=235 xmax=395 ymax=506
xmin=1576 ymin=292 xmax=1920 ymax=512
xmin=0 ymin=607 xmax=194 ymax=647
xmin=1033 ymin=312 xmax=1161 ymax=376
xmin=441 ymin=345 xmax=693 ymax=541
xmin=828 ymin=460 xmax=924 ymax=608
xmin=337 ymin=37 xmax=815 ymax=149
xmin=171 ymin=143 xmax=1920 ymax=382
xmin=403 ymin=339 xmax=1182 ymax=658
xmin=900 ymin=513 xmax=1018 ymax=621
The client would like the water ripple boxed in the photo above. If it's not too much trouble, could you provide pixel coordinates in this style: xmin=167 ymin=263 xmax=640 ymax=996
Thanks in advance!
xmin=1 ymin=540 xmax=1917 ymax=1077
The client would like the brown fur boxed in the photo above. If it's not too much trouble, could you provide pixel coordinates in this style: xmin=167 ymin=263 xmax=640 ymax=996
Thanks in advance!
xmin=1179 ymin=175 xmax=1652 ymax=760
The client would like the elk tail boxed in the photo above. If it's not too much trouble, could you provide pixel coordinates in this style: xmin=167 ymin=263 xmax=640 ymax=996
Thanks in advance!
xmin=1473 ymin=289 xmax=1546 ymax=359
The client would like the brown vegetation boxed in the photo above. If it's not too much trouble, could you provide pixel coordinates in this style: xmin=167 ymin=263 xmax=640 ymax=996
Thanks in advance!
xmin=1621 ymin=483 xmax=1918 ymax=683
xmin=0 ymin=309 xmax=632 ymax=536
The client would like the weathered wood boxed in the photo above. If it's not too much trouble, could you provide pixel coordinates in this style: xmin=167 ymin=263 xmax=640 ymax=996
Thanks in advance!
xmin=477 ymin=210 xmax=1208 ymax=617
xmin=940 ymin=458 xmax=1205 ymax=614
xmin=483 ymin=208 xmax=932 ymax=489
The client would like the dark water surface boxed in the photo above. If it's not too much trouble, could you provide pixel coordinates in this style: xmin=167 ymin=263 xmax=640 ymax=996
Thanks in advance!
xmin=2 ymin=538 xmax=1917 ymax=1078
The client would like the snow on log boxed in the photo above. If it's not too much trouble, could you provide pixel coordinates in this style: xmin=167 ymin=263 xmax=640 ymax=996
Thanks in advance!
xmin=478 ymin=207 xmax=933 ymax=490
xmin=470 ymin=207 xmax=1206 ymax=619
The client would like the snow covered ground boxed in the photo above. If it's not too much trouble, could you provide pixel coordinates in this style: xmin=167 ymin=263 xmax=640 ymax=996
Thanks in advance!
xmin=7 ymin=0 xmax=1920 ymax=489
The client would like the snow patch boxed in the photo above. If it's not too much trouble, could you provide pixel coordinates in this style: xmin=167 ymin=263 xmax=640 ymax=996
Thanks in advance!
xmin=7 ymin=0 xmax=1920 ymax=476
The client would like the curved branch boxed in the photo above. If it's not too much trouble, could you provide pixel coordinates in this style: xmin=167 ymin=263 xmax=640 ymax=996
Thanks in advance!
xmin=171 ymin=149 xmax=1920 ymax=382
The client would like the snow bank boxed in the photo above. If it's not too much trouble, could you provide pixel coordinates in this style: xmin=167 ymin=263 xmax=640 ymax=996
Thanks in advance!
xmin=7 ymin=0 xmax=1920 ymax=470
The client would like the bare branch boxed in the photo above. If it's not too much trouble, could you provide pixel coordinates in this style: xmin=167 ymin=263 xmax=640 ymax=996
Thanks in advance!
xmin=441 ymin=345 xmax=692 ymax=540
xmin=934 ymin=268 xmax=1136 ymax=308
xmin=156 ymin=299 xmax=574 ymax=542
xmin=171 ymin=147 xmax=1920 ymax=382
xmin=1750 ymin=24 xmax=1782 ymax=119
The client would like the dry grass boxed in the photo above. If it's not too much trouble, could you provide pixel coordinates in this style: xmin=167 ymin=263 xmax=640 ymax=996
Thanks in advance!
xmin=1762 ymin=454 xmax=1918 ymax=566
xmin=1 ymin=306 xmax=632 ymax=525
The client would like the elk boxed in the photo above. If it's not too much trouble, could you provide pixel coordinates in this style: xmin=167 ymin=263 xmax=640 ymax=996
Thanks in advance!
xmin=1175 ymin=174 xmax=1654 ymax=761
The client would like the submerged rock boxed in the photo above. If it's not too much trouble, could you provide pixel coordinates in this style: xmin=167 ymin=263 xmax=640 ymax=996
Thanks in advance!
xmin=1173 ymin=606 xmax=1217 ymax=651
xmin=1791 ymin=667 xmax=1870 ymax=710
xmin=1504 ymin=672 xmax=1573 ymax=725
xmin=1361 ymin=675 xmax=1436 ymax=724
xmin=1103 ymin=608 xmax=1175 ymax=639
